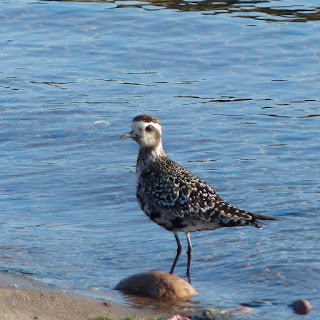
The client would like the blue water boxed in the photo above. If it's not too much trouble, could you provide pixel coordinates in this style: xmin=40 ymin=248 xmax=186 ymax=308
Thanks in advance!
xmin=1 ymin=0 xmax=319 ymax=318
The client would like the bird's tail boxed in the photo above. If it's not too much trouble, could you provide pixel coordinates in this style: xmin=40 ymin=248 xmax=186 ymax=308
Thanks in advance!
xmin=251 ymin=213 xmax=281 ymax=221
xmin=250 ymin=213 xmax=281 ymax=229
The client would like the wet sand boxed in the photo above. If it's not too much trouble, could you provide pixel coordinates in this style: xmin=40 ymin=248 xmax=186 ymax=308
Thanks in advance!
xmin=0 ymin=272 xmax=174 ymax=320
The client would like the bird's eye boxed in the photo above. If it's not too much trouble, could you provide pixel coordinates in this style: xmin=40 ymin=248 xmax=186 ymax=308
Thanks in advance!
xmin=145 ymin=125 xmax=154 ymax=132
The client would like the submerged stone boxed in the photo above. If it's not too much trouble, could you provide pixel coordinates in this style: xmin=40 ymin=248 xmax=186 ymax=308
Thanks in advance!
xmin=203 ymin=308 xmax=232 ymax=320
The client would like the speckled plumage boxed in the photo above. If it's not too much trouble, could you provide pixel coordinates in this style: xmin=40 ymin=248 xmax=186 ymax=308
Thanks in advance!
xmin=121 ymin=114 xmax=280 ymax=281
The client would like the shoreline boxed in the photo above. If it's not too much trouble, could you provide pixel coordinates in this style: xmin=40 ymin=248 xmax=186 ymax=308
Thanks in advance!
xmin=0 ymin=271 xmax=182 ymax=320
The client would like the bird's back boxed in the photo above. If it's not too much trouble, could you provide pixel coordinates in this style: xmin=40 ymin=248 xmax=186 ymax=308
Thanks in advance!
xmin=136 ymin=153 xmax=274 ymax=232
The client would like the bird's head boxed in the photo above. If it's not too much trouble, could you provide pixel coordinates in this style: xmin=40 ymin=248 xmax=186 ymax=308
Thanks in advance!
xmin=120 ymin=115 xmax=164 ymax=154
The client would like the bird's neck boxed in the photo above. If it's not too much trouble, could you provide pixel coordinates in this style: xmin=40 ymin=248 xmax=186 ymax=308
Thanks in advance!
xmin=137 ymin=143 xmax=166 ymax=167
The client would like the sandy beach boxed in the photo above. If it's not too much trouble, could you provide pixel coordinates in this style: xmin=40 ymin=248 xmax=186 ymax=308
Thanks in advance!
xmin=0 ymin=272 xmax=175 ymax=320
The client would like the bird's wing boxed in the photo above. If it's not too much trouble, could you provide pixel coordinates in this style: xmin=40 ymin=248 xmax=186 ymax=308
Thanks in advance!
xmin=142 ymin=162 xmax=232 ymax=220
xmin=143 ymin=161 xmax=257 ymax=226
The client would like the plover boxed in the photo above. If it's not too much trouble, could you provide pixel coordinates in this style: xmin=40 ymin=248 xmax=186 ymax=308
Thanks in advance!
xmin=121 ymin=114 xmax=280 ymax=281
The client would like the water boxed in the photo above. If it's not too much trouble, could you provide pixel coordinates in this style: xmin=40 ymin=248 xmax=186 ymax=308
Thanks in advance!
xmin=0 ymin=0 xmax=319 ymax=318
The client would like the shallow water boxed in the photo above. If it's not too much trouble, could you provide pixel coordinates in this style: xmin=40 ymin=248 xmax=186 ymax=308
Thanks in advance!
xmin=1 ymin=0 xmax=319 ymax=318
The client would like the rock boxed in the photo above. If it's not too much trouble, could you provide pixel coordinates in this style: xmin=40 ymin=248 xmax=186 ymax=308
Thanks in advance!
xmin=292 ymin=299 xmax=312 ymax=315
xmin=203 ymin=308 xmax=232 ymax=320
xmin=167 ymin=315 xmax=191 ymax=320
xmin=90 ymin=287 xmax=99 ymax=291
xmin=115 ymin=271 xmax=197 ymax=300
xmin=233 ymin=307 xmax=253 ymax=315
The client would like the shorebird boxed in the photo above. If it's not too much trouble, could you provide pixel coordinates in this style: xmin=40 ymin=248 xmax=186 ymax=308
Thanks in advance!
xmin=121 ymin=114 xmax=280 ymax=281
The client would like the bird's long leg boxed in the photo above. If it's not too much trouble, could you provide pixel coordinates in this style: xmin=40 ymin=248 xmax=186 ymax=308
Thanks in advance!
xmin=186 ymin=232 xmax=193 ymax=283
xmin=170 ymin=232 xmax=182 ymax=275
